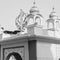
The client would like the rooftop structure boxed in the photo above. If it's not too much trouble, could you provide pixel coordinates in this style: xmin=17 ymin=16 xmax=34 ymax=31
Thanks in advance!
xmin=0 ymin=0 xmax=60 ymax=39
xmin=0 ymin=1 xmax=60 ymax=60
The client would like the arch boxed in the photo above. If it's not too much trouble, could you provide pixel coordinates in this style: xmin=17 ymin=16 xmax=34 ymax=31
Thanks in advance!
xmin=35 ymin=15 xmax=41 ymax=25
xmin=28 ymin=18 xmax=34 ymax=25
xmin=6 ymin=52 xmax=22 ymax=60
xmin=46 ymin=19 xmax=55 ymax=29
xmin=35 ymin=16 xmax=40 ymax=20
xmin=55 ymin=21 xmax=60 ymax=30
xmin=49 ymin=22 xmax=54 ymax=28
xmin=47 ymin=21 xmax=54 ymax=29
xmin=24 ymin=14 xmax=34 ymax=25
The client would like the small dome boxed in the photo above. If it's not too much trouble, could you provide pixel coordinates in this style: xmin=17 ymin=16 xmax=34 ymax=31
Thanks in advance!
xmin=29 ymin=2 xmax=39 ymax=14
xmin=30 ymin=6 xmax=39 ymax=13
xmin=49 ymin=7 xmax=58 ymax=19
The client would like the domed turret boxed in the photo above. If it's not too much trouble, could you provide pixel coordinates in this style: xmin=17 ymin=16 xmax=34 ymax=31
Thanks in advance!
xmin=24 ymin=1 xmax=43 ymax=26
xmin=46 ymin=7 xmax=60 ymax=31
xmin=23 ymin=1 xmax=43 ymax=26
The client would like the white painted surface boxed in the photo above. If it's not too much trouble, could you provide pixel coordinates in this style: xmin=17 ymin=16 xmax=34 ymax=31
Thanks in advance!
xmin=37 ymin=42 xmax=59 ymax=60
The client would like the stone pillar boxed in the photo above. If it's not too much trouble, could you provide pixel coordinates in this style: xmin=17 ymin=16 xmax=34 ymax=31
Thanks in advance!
xmin=28 ymin=40 xmax=37 ymax=60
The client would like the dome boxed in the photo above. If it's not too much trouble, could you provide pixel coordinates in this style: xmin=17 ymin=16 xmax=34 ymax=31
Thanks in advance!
xmin=29 ymin=2 xmax=39 ymax=14
xmin=30 ymin=6 xmax=39 ymax=13
xmin=49 ymin=7 xmax=58 ymax=19
xmin=49 ymin=12 xmax=57 ymax=18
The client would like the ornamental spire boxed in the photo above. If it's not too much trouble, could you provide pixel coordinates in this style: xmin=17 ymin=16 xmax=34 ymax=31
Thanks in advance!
xmin=33 ymin=0 xmax=36 ymax=7
xmin=53 ymin=6 xmax=54 ymax=10
xmin=33 ymin=0 xmax=35 ymax=5
xmin=52 ymin=6 xmax=55 ymax=12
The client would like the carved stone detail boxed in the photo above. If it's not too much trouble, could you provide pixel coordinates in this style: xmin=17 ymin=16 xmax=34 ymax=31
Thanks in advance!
xmin=4 ymin=46 xmax=24 ymax=60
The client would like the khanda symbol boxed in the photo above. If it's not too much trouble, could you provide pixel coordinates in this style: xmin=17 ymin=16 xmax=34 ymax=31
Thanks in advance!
xmin=15 ymin=9 xmax=27 ymax=32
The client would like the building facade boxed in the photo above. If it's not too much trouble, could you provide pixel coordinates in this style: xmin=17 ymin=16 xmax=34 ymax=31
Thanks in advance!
xmin=0 ymin=1 xmax=60 ymax=60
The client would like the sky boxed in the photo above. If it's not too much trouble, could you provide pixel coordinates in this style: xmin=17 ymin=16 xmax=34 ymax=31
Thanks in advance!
xmin=0 ymin=0 xmax=60 ymax=31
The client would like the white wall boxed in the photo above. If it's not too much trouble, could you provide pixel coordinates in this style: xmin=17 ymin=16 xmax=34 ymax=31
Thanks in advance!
xmin=36 ymin=41 xmax=58 ymax=60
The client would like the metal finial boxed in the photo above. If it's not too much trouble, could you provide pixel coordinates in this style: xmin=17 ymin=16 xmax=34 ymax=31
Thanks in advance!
xmin=52 ymin=6 xmax=55 ymax=12
xmin=53 ymin=6 xmax=55 ymax=11
xmin=33 ymin=0 xmax=36 ymax=6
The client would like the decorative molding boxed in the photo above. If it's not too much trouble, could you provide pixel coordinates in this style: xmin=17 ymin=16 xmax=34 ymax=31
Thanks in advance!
xmin=3 ymin=46 xmax=24 ymax=60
